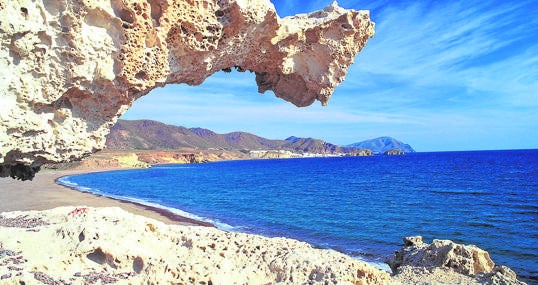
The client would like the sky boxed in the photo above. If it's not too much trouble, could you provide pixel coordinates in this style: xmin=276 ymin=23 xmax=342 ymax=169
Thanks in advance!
xmin=122 ymin=0 xmax=538 ymax=152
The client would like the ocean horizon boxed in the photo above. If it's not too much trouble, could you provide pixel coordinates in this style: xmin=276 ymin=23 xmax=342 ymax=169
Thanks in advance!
xmin=58 ymin=149 xmax=538 ymax=283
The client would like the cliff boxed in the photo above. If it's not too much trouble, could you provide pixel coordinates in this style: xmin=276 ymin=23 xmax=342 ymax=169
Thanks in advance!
xmin=0 ymin=0 xmax=375 ymax=180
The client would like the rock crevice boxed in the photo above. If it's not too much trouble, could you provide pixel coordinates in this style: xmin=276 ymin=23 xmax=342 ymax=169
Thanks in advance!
xmin=0 ymin=0 xmax=375 ymax=180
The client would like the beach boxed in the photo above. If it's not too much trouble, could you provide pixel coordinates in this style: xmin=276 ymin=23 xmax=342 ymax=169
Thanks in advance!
xmin=0 ymin=168 xmax=208 ymax=226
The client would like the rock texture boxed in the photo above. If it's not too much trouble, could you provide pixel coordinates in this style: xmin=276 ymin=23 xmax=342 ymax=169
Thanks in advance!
xmin=0 ymin=207 xmax=390 ymax=284
xmin=387 ymin=236 xmax=526 ymax=285
xmin=0 ymin=0 xmax=375 ymax=180
xmin=0 ymin=209 xmax=527 ymax=284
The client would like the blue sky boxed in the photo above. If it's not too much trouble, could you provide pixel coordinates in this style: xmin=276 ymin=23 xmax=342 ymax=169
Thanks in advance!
xmin=122 ymin=0 xmax=538 ymax=152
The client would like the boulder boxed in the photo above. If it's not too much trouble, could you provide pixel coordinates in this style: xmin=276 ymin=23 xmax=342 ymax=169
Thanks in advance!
xmin=403 ymin=235 xmax=424 ymax=246
xmin=387 ymin=238 xmax=495 ymax=275
xmin=387 ymin=237 xmax=526 ymax=284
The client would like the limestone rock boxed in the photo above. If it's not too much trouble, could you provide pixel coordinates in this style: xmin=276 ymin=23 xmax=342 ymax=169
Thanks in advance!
xmin=0 ymin=206 xmax=391 ymax=284
xmin=387 ymin=237 xmax=526 ymax=284
xmin=403 ymin=235 xmax=423 ymax=246
xmin=113 ymin=153 xmax=151 ymax=168
xmin=387 ymin=238 xmax=495 ymax=275
xmin=0 ymin=0 xmax=375 ymax=179
xmin=477 ymin=265 xmax=527 ymax=285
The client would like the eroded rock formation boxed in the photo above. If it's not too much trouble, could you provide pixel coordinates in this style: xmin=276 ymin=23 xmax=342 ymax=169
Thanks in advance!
xmin=0 ymin=0 xmax=375 ymax=180
xmin=0 ymin=207 xmax=391 ymax=284
xmin=387 ymin=236 xmax=526 ymax=284
xmin=0 ymin=210 xmax=528 ymax=284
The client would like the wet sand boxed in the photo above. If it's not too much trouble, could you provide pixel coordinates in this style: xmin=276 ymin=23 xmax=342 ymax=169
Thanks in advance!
xmin=0 ymin=168 xmax=210 ymax=226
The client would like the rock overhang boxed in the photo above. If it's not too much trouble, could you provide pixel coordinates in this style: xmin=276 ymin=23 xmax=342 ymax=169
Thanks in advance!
xmin=0 ymin=0 xmax=375 ymax=180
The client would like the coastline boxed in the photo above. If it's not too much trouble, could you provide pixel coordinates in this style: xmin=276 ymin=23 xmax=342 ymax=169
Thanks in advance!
xmin=0 ymin=165 xmax=529 ymax=284
xmin=0 ymin=167 xmax=210 ymax=227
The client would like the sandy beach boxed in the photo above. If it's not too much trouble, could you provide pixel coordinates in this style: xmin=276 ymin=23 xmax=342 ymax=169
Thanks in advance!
xmin=0 ymin=168 xmax=208 ymax=226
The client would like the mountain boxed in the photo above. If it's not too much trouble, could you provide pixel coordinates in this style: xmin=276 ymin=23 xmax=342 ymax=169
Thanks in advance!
xmin=105 ymin=120 xmax=214 ymax=150
xmin=106 ymin=120 xmax=283 ymax=151
xmin=348 ymin=137 xmax=415 ymax=154
xmin=106 ymin=120 xmax=414 ymax=155
xmin=283 ymin=136 xmax=358 ymax=154
xmin=190 ymin=127 xmax=284 ymax=150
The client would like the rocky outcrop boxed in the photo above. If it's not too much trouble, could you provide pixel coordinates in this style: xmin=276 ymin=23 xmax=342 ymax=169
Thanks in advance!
xmin=0 ymin=0 xmax=375 ymax=180
xmin=384 ymin=149 xmax=405 ymax=155
xmin=43 ymin=150 xmax=241 ymax=171
xmin=349 ymin=149 xmax=373 ymax=156
xmin=136 ymin=151 xmax=215 ymax=164
xmin=113 ymin=153 xmax=151 ymax=168
xmin=1 ymin=210 xmax=528 ymax=284
xmin=387 ymin=236 xmax=526 ymax=284
xmin=0 ymin=207 xmax=391 ymax=284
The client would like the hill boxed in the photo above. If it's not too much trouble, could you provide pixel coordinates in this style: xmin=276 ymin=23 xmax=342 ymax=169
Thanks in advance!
xmin=283 ymin=136 xmax=358 ymax=154
xmin=106 ymin=120 xmax=360 ymax=154
xmin=105 ymin=120 xmax=214 ymax=150
xmin=348 ymin=137 xmax=415 ymax=154
xmin=106 ymin=120 xmax=415 ymax=155
xmin=189 ymin=127 xmax=284 ymax=150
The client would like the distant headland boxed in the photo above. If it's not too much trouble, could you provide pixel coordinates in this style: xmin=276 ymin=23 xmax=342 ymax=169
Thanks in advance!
xmin=44 ymin=119 xmax=415 ymax=170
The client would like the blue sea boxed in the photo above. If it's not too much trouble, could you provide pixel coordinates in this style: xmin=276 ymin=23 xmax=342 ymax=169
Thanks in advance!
xmin=58 ymin=150 xmax=538 ymax=283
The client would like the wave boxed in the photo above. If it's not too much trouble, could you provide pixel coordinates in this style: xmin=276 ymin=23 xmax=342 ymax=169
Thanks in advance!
xmin=58 ymin=176 xmax=105 ymax=194
xmin=57 ymin=177 xmax=79 ymax=188
xmin=57 ymin=176 xmax=236 ymax=232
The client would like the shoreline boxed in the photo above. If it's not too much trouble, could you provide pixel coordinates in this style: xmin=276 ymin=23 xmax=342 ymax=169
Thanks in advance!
xmin=0 ymin=167 xmax=211 ymax=227
xmin=6 ymin=166 xmax=386 ymax=262
xmin=0 ymin=166 xmax=529 ymax=284
xmin=53 ymin=168 xmax=392 ymax=270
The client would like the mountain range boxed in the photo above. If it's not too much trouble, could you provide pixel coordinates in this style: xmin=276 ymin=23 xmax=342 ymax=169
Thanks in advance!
xmin=106 ymin=120 xmax=415 ymax=154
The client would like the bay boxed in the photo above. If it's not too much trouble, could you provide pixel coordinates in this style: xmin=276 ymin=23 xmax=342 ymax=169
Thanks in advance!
xmin=58 ymin=149 xmax=538 ymax=282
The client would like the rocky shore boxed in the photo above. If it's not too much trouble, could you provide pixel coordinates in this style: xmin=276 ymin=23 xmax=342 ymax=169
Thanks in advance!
xmin=387 ymin=236 xmax=526 ymax=284
xmin=0 ymin=207 xmax=526 ymax=284
xmin=0 ymin=207 xmax=390 ymax=284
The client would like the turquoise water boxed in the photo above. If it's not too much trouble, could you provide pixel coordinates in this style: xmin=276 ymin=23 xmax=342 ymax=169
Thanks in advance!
xmin=58 ymin=150 xmax=538 ymax=282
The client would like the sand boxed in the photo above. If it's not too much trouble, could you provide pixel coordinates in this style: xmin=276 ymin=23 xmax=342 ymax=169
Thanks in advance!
xmin=0 ymin=169 xmax=208 ymax=226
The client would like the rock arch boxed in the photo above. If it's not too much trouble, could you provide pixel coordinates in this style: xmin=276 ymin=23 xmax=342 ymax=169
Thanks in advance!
xmin=0 ymin=0 xmax=374 ymax=180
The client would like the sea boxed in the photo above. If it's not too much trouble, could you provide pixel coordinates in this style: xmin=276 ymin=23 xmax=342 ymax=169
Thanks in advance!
xmin=58 ymin=149 xmax=538 ymax=283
